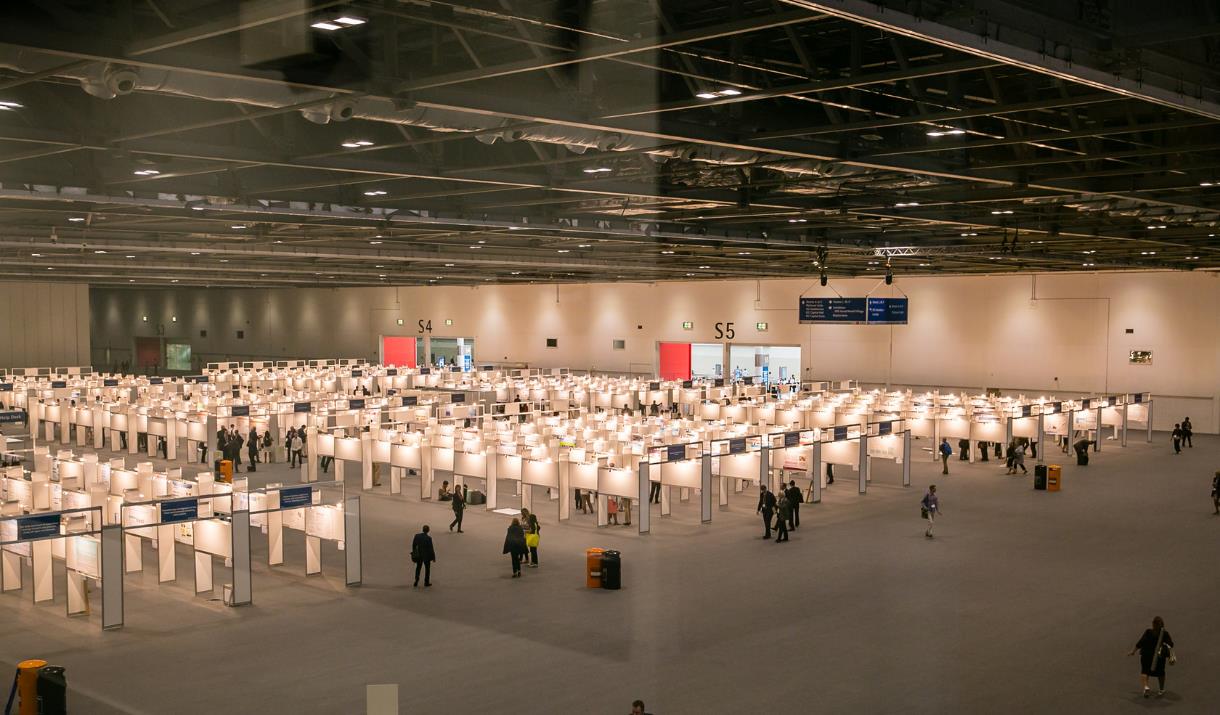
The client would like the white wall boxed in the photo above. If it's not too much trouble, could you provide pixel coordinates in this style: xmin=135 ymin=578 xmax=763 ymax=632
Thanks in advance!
xmin=0 ymin=281 xmax=90 ymax=369
xmin=89 ymin=271 xmax=1220 ymax=431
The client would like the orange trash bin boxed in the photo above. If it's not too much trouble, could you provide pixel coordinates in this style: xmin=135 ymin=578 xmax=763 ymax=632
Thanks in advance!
xmin=585 ymin=548 xmax=605 ymax=588
xmin=218 ymin=459 xmax=233 ymax=483
xmin=17 ymin=659 xmax=47 ymax=715
xmin=1047 ymin=465 xmax=1062 ymax=492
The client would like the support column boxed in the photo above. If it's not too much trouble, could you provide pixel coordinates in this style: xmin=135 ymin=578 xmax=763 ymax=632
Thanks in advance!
xmin=811 ymin=442 xmax=822 ymax=502
xmin=1036 ymin=413 xmax=1045 ymax=465
xmin=101 ymin=524 xmax=123 ymax=630
xmin=637 ymin=461 xmax=650 ymax=535
xmin=902 ymin=431 xmax=911 ymax=487
xmin=1121 ymin=403 xmax=1128 ymax=447
xmin=344 ymin=496 xmax=362 ymax=587
xmin=1146 ymin=400 xmax=1154 ymax=443
xmin=230 ymin=510 xmax=251 ymax=606
xmin=858 ymin=436 xmax=868 ymax=495
xmin=700 ymin=453 xmax=712 ymax=524
xmin=1096 ymin=406 xmax=1104 ymax=452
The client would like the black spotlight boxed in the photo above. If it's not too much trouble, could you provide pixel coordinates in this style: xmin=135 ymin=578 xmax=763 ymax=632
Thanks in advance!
xmin=819 ymin=271 xmax=827 ymax=286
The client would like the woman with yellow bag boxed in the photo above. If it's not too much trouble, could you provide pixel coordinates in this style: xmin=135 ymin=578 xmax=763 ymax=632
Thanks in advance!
xmin=521 ymin=507 xmax=541 ymax=568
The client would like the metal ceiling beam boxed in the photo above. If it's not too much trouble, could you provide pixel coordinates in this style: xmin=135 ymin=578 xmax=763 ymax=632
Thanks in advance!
xmin=781 ymin=0 xmax=1220 ymax=120
xmin=125 ymin=0 xmax=349 ymax=56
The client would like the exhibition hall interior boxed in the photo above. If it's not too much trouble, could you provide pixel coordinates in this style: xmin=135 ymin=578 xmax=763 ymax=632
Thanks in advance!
xmin=1 ymin=0 xmax=1219 ymax=713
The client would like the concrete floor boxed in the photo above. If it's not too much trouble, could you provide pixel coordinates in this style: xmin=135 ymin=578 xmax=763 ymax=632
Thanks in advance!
xmin=2 ymin=430 xmax=1217 ymax=714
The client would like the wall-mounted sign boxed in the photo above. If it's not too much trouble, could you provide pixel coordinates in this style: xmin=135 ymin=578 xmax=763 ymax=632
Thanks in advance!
xmin=231 ymin=405 xmax=250 ymax=417
xmin=866 ymin=297 xmax=909 ymax=325
xmin=1129 ymin=350 xmax=1153 ymax=365
xmin=783 ymin=432 xmax=800 ymax=447
xmin=149 ymin=377 xmax=163 ymax=385
xmin=161 ymin=497 xmax=198 ymax=524
xmin=0 ymin=383 xmax=11 ymax=391
xmin=1021 ymin=405 xmax=1032 ymax=417
xmin=799 ymin=297 xmax=867 ymax=324
xmin=681 ymin=380 xmax=693 ymax=389
xmin=385 ymin=368 xmax=398 ymax=376
xmin=878 ymin=421 xmax=892 ymax=436
xmin=418 ymin=368 xmax=431 ymax=375
xmin=832 ymin=426 xmax=849 ymax=441
xmin=666 ymin=444 xmax=687 ymax=462
xmin=450 ymin=393 xmax=466 ymax=404
xmin=729 ymin=438 xmax=746 ymax=454
xmin=278 ymin=486 xmax=312 ymax=509
xmin=351 ymin=370 xmax=363 ymax=377
xmin=50 ymin=380 xmax=67 ymax=389
xmin=293 ymin=402 xmax=311 ymax=414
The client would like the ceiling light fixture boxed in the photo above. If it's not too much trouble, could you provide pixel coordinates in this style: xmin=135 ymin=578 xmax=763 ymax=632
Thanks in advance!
xmin=190 ymin=251 xmax=201 ymax=255
xmin=556 ymin=249 xmax=569 ymax=253
xmin=582 ymin=167 xmax=612 ymax=174
xmin=0 ymin=100 xmax=23 ymax=110
xmin=369 ymin=240 xmax=382 ymax=245
xmin=1147 ymin=225 xmax=1167 ymax=230
xmin=1200 ymin=181 xmax=1214 ymax=187
xmin=363 ymin=190 xmax=387 ymax=196
xmin=311 ymin=21 xmax=342 ymax=30
xmin=334 ymin=16 xmax=366 ymax=25
xmin=125 ymin=255 xmax=134 ymax=258
xmin=699 ymin=265 xmax=710 ymax=269
xmin=132 ymin=169 xmax=160 ymax=176
xmin=341 ymin=140 xmax=375 ymax=148
xmin=960 ymin=232 xmax=978 ymax=237
xmin=990 ymin=209 xmax=1014 ymax=215
xmin=788 ymin=218 xmax=807 ymax=223
xmin=661 ymin=250 xmax=675 ymax=254
xmin=895 ymin=202 xmax=920 ymax=207
xmin=695 ymin=88 xmax=743 ymax=99
xmin=68 ymin=217 xmax=85 ymax=222
xmin=231 ymin=224 xmax=246 ymax=229
xmin=30 ymin=253 xmax=41 ymax=257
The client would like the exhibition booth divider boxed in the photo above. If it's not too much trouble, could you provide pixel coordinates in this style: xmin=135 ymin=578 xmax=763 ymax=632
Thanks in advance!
xmin=709 ymin=434 xmax=764 ymax=509
xmin=0 ymin=504 xmax=118 ymax=629
xmin=239 ymin=480 xmax=359 ymax=588
xmin=636 ymin=439 xmax=710 ymax=534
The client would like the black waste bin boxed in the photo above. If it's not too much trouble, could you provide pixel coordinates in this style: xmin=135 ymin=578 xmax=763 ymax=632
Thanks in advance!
xmin=1034 ymin=464 xmax=1047 ymax=490
xmin=37 ymin=665 xmax=67 ymax=715
xmin=600 ymin=550 xmax=621 ymax=590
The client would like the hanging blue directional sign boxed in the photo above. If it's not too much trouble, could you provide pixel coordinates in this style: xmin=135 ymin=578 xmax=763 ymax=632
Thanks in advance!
xmin=799 ymin=297 xmax=867 ymax=324
xmin=866 ymin=297 xmax=909 ymax=324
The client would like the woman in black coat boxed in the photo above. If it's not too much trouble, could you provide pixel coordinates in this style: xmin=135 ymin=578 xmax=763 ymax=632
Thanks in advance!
xmin=503 ymin=518 xmax=527 ymax=578
xmin=1128 ymin=616 xmax=1175 ymax=698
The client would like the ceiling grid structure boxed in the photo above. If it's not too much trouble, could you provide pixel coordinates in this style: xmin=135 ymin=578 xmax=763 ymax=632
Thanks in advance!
xmin=0 ymin=0 xmax=1213 ymax=287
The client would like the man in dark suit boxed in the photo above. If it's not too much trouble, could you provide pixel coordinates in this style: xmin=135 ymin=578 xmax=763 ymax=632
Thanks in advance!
xmin=411 ymin=525 xmax=436 ymax=587
xmin=756 ymin=484 xmax=776 ymax=539
xmin=785 ymin=479 xmax=802 ymax=529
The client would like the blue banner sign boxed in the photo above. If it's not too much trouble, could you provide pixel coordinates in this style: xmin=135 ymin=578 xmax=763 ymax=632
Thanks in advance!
xmin=349 ymin=399 xmax=365 ymax=410
xmin=293 ymin=402 xmax=311 ymax=414
xmin=231 ymin=405 xmax=250 ymax=417
xmin=729 ymin=438 xmax=746 ymax=454
xmin=450 ymin=394 xmax=465 ymax=404
xmin=103 ymin=379 xmax=119 ymax=387
xmin=866 ymin=297 xmax=909 ymax=325
xmin=878 ymin=421 xmax=892 ymax=436
xmin=0 ymin=411 xmax=25 ymax=424
xmin=799 ymin=297 xmax=867 ymax=324
xmin=351 ymin=370 xmax=363 ymax=377
xmin=666 ymin=444 xmax=686 ymax=462
xmin=833 ymin=426 xmax=849 ymax=441
xmin=385 ymin=368 xmax=398 ymax=376
xmin=0 ymin=383 xmax=11 ymax=391
xmin=51 ymin=380 xmax=67 ymax=389
xmin=16 ymin=513 xmax=60 ymax=540
xmin=149 ymin=377 xmax=163 ymax=385
xmin=419 ymin=368 xmax=431 ymax=375
xmin=1021 ymin=405 xmax=1032 ymax=417
xmin=278 ymin=486 xmax=312 ymax=509
xmin=161 ymin=498 xmax=198 ymax=524
xmin=783 ymin=432 xmax=800 ymax=448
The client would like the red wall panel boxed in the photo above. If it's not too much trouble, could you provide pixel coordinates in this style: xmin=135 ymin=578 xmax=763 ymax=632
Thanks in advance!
xmin=134 ymin=337 xmax=162 ymax=368
xmin=382 ymin=336 xmax=417 ymax=368
xmin=658 ymin=342 xmax=692 ymax=381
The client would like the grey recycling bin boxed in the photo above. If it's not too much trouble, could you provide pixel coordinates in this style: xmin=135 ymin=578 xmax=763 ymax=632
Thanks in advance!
xmin=600 ymin=550 xmax=621 ymax=590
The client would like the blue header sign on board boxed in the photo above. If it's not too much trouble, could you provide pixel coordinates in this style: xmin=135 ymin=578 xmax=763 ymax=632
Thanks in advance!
xmin=729 ymin=438 xmax=746 ymax=454
xmin=866 ymin=297 xmax=909 ymax=324
xmin=161 ymin=498 xmax=198 ymax=524
xmin=450 ymin=393 xmax=465 ymax=404
xmin=878 ymin=421 xmax=892 ymax=436
xmin=17 ymin=513 xmax=60 ymax=540
xmin=50 ymin=380 xmax=67 ymax=389
xmin=402 ymin=395 xmax=418 ymax=406
xmin=278 ymin=486 xmax=312 ymax=509
xmin=231 ymin=405 xmax=250 ymax=417
xmin=799 ymin=297 xmax=867 ymax=324
xmin=0 ymin=411 xmax=25 ymax=424
xmin=0 ymin=383 xmax=12 ymax=391
xmin=348 ymin=399 xmax=365 ymax=410
xmin=783 ymin=431 xmax=800 ymax=447
xmin=293 ymin=402 xmax=311 ymax=413
xmin=103 ymin=379 xmax=119 ymax=387
xmin=833 ymin=426 xmax=849 ymax=441
xmin=666 ymin=444 xmax=687 ymax=462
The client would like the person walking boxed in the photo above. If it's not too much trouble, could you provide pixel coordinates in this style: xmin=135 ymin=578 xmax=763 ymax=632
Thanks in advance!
xmin=921 ymin=485 xmax=941 ymax=538
xmin=958 ymin=438 xmax=970 ymax=461
xmin=1182 ymin=417 xmax=1193 ymax=448
xmin=1128 ymin=616 xmax=1175 ymax=698
xmin=197 ymin=435 xmax=208 ymax=464
xmin=1171 ymin=423 xmax=1183 ymax=454
xmin=1211 ymin=470 xmax=1219 ymax=515
xmin=260 ymin=430 xmax=273 ymax=464
xmin=216 ymin=426 xmax=228 ymax=466
xmin=521 ymin=508 xmax=540 ymax=567
xmin=775 ymin=493 xmax=791 ymax=543
xmin=285 ymin=427 xmax=297 ymax=468
xmin=410 ymin=525 xmax=435 ymax=588
xmin=449 ymin=486 xmax=466 ymax=533
xmin=246 ymin=427 xmax=259 ymax=473
xmin=295 ymin=425 xmax=307 ymax=467
xmin=785 ymin=479 xmax=802 ymax=529
xmin=503 ymin=517 xmax=527 ymax=578
xmin=756 ymin=484 xmax=777 ymax=539
xmin=1011 ymin=442 xmax=1028 ymax=475
xmin=939 ymin=438 xmax=952 ymax=474
xmin=229 ymin=426 xmax=244 ymax=473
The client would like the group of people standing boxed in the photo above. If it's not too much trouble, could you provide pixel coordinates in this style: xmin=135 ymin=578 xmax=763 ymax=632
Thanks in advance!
xmin=756 ymin=481 xmax=803 ymax=542
xmin=283 ymin=425 xmax=308 ymax=468
xmin=214 ymin=424 xmax=269 ymax=473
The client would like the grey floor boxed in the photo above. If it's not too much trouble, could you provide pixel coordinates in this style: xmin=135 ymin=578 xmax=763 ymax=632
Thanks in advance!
xmin=2 ymin=430 xmax=1217 ymax=714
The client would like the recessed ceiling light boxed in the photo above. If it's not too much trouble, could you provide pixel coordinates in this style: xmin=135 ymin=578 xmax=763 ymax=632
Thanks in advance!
xmin=334 ymin=16 xmax=365 ymax=25
xmin=699 ymin=265 xmax=710 ymax=269
xmin=895 ymin=202 xmax=920 ymax=207
xmin=685 ymin=272 xmax=695 ymax=276
xmin=582 ymin=167 xmax=612 ymax=174
xmin=46 ymin=267 xmax=53 ymax=270
xmin=1200 ymin=181 xmax=1214 ymax=187
xmin=918 ymin=263 xmax=930 ymax=267
xmin=578 ymin=244 xmax=591 ymax=248
xmin=378 ymin=274 xmax=386 ymax=278
xmin=788 ymin=218 xmax=807 ymax=223
xmin=470 ymin=245 xmax=481 ymax=249
xmin=341 ymin=140 xmax=374 ymax=148
xmin=312 ymin=21 xmax=342 ymax=30
xmin=990 ymin=209 xmax=1014 ymax=215
xmin=1082 ymin=262 xmax=1095 ymax=267
xmin=556 ymin=249 xmax=569 ymax=253
xmin=661 ymin=250 xmax=675 ymax=254
xmin=511 ymin=271 xmax=521 ymax=275
xmin=960 ymin=232 xmax=978 ymax=237
xmin=1147 ymin=225 xmax=1167 ymax=230
xmin=695 ymin=92 xmax=717 ymax=99
xmin=68 ymin=217 xmax=85 ymax=222
xmin=132 ymin=169 xmax=160 ymax=176
xmin=444 ymin=263 xmax=455 ymax=267
xmin=738 ymin=251 xmax=751 ymax=255
xmin=94 ymin=250 xmax=106 ymax=254
xmin=231 ymin=224 xmax=246 ymax=229
xmin=128 ymin=279 xmax=134 ymax=282
xmin=30 ymin=253 xmax=41 ymax=257
xmin=219 ymin=259 xmax=229 ymax=263
xmin=363 ymin=190 xmax=387 ymax=196
xmin=190 ymin=251 xmax=200 ymax=255
xmin=125 ymin=255 xmax=135 ymax=258
xmin=171 ymin=279 xmax=179 ymax=283
xmin=369 ymin=240 xmax=382 ymax=245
